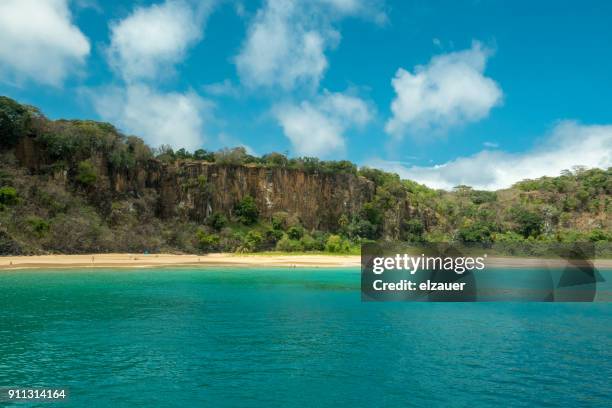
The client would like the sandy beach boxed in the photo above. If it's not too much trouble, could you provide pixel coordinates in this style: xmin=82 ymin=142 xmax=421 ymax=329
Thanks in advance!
xmin=0 ymin=253 xmax=611 ymax=270
xmin=0 ymin=253 xmax=361 ymax=270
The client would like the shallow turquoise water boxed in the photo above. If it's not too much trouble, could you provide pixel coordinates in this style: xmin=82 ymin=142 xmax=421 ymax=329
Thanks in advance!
xmin=0 ymin=268 xmax=611 ymax=407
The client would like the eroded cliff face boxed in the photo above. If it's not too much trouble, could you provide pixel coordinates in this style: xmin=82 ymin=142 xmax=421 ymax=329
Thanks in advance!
xmin=130 ymin=162 xmax=375 ymax=231
xmin=15 ymin=137 xmax=376 ymax=232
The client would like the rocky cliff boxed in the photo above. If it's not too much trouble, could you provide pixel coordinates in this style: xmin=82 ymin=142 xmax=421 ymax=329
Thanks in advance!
xmin=15 ymin=136 xmax=376 ymax=232
xmin=2 ymin=96 xmax=609 ymax=256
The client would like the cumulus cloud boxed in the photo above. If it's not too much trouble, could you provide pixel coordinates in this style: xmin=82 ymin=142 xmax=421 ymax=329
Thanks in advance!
xmin=0 ymin=0 xmax=90 ymax=86
xmin=385 ymin=41 xmax=502 ymax=137
xmin=235 ymin=0 xmax=385 ymax=90
xmin=274 ymin=91 xmax=372 ymax=157
xmin=107 ymin=0 xmax=212 ymax=81
xmin=372 ymin=122 xmax=612 ymax=190
xmin=92 ymin=0 xmax=215 ymax=150
xmin=90 ymin=85 xmax=211 ymax=150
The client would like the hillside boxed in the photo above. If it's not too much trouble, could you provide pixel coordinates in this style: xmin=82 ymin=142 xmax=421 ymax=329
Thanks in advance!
xmin=0 ymin=96 xmax=610 ymax=255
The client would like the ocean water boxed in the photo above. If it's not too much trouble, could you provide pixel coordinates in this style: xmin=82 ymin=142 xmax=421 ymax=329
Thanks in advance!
xmin=0 ymin=268 xmax=611 ymax=407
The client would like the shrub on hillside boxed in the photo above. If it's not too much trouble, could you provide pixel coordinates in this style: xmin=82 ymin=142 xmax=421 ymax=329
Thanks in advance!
xmin=509 ymin=207 xmax=544 ymax=238
xmin=287 ymin=225 xmax=304 ymax=240
xmin=300 ymin=234 xmax=317 ymax=251
xmin=348 ymin=219 xmax=378 ymax=240
xmin=0 ymin=186 xmax=18 ymax=206
xmin=400 ymin=219 xmax=425 ymax=242
xmin=588 ymin=229 xmax=611 ymax=242
xmin=76 ymin=160 xmax=98 ymax=186
xmin=271 ymin=211 xmax=289 ymax=230
xmin=264 ymin=228 xmax=283 ymax=246
xmin=234 ymin=195 xmax=259 ymax=225
xmin=215 ymin=147 xmax=248 ymax=165
xmin=239 ymin=230 xmax=263 ymax=252
xmin=27 ymin=217 xmax=50 ymax=238
xmin=276 ymin=235 xmax=304 ymax=252
xmin=196 ymin=229 xmax=219 ymax=252
xmin=325 ymin=235 xmax=351 ymax=253
xmin=458 ymin=221 xmax=497 ymax=243
xmin=207 ymin=213 xmax=228 ymax=231
xmin=0 ymin=96 xmax=32 ymax=149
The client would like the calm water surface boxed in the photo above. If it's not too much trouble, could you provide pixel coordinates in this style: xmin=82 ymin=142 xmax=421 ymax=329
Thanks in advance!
xmin=0 ymin=268 xmax=611 ymax=407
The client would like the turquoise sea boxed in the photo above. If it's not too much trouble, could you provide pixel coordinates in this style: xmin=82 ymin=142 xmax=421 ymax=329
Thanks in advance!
xmin=1 ymin=268 xmax=611 ymax=407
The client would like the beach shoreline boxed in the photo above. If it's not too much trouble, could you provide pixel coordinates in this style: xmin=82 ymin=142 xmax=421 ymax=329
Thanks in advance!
xmin=1 ymin=253 xmax=611 ymax=270
xmin=0 ymin=253 xmax=360 ymax=270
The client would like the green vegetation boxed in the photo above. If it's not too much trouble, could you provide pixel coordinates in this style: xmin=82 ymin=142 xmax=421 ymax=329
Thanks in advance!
xmin=234 ymin=195 xmax=259 ymax=225
xmin=207 ymin=213 xmax=227 ymax=231
xmin=196 ymin=229 xmax=219 ymax=251
xmin=287 ymin=225 xmax=304 ymax=240
xmin=0 ymin=96 xmax=34 ymax=149
xmin=0 ymin=186 xmax=18 ymax=206
xmin=27 ymin=216 xmax=50 ymax=238
xmin=325 ymin=235 xmax=352 ymax=253
xmin=0 ymin=96 xmax=609 ymax=256
xmin=76 ymin=160 xmax=98 ymax=186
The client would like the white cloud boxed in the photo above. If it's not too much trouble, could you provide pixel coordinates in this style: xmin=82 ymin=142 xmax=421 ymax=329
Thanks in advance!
xmin=74 ymin=0 xmax=102 ymax=13
xmin=372 ymin=122 xmax=612 ymax=190
xmin=107 ymin=0 xmax=212 ymax=81
xmin=235 ymin=0 xmax=329 ymax=90
xmin=202 ymin=79 xmax=241 ymax=98
xmin=0 ymin=0 xmax=90 ymax=86
xmin=319 ymin=0 xmax=387 ymax=23
xmin=385 ymin=41 xmax=502 ymax=137
xmin=90 ymin=85 xmax=211 ymax=150
xmin=94 ymin=1 xmax=215 ymax=151
xmin=274 ymin=91 xmax=372 ymax=157
xmin=235 ymin=0 xmax=384 ymax=90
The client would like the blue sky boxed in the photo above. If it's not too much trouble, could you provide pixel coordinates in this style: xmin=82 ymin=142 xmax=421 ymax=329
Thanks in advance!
xmin=1 ymin=0 xmax=611 ymax=189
